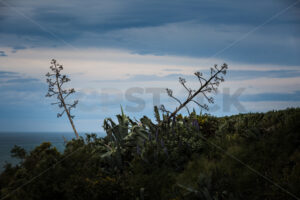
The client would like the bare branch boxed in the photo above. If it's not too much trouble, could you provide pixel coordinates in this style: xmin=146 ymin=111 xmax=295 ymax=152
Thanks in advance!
xmin=164 ymin=63 xmax=228 ymax=121
xmin=191 ymin=100 xmax=209 ymax=111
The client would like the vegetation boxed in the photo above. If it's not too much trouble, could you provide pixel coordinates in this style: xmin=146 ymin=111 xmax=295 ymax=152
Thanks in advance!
xmin=0 ymin=108 xmax=299 ymax=200
xmin=0 ymin=61 xmax=299 ymax=199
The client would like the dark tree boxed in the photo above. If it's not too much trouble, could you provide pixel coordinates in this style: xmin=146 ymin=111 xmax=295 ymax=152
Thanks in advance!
xmin=163 ymin=63 xmax=228 ymax=121
xmin=45 ymin=59 xmax=79 ymax=139
xmin=10 ymin=145 xmax=26 ymax=160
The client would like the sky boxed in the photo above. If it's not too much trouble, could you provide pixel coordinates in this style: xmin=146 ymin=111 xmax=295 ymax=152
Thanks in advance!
xmin=0 ymin=0 xmax=299 ymax=133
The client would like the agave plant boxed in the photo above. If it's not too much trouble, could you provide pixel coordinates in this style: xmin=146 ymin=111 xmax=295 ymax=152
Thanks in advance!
xmin=102 ymin=107 xmax=149 ymax=169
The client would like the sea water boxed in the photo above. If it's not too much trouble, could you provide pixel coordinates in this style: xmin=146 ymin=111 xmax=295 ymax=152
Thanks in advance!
xmin=0 ymin=132 xmax=104 ymax=171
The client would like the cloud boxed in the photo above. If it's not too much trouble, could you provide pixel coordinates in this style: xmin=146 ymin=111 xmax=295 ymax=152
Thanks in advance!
xmin=1 ymin=47 xmax=299 ymax=95
xmin=0 ymin=0 xmax=299 ymax=132
xmin=240 ymin=90 xmax=300 ymax=102
xmin=0 ymin=46 xmax=299 ymax=132
xmin=12 ymin=45 xmax=27 ymax=53
xmin=239 ymin=101 xmax=300 ymax=114
xmin=226 ymin=69 xmax=300 ymax=80
xmin=0 ymin=70 xmax=46 ymax=105
xmin=93 ymin=73 xmax=182 ymax=82
xmin=93 ymin=69 xmax=300 ymax=83
xmin=5 ymin=78 xmax=40 ymax=84
xmin=163 ymin=68 xmax=182 ymax=72
xmin=0 ymin=71 xmax=20 ymax=82
xmin=0 ymin=70 xmax=40 ymax=84
xmin=0 ymin=70 xmax=18 ymax=77
xmin=0 ymin=51 xmax=7 ymax=56
xmin=0 ymin=0 xmax=299 ymax=64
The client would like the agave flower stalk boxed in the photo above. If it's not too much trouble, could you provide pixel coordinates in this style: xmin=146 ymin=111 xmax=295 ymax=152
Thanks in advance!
xmin=45 ymin=59 xmax=79 ymax=139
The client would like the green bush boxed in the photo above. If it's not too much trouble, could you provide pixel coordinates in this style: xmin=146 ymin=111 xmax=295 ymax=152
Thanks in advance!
xmin=0 ymin=108 xmax=299 ymax=200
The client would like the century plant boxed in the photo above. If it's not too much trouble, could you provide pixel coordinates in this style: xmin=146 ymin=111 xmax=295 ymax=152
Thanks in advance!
xmin=100 ymin=64 xmax=228 ymax=166
xmin=162 ymin=63 xmax=228 ymax=121
xmin=102 ymin=107 xmax=149 ymax=169
xmin=45 ymin=59 xmax=79 ymax=139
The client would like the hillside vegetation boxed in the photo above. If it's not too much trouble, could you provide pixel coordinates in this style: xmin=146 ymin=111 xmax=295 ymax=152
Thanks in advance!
xmin=0 ymin=108 xmax=299 ymax=200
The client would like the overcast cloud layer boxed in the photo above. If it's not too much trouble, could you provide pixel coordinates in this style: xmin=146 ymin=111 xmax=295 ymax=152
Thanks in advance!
xmin=0 ymin=0 xmax=299 ymax=132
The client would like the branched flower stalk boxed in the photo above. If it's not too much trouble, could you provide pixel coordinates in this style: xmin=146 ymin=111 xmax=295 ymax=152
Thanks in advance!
xmin=45 ymin=59 xmax=79 ymax=139
xmin=163 ymin=63 xmax=228 ymax=121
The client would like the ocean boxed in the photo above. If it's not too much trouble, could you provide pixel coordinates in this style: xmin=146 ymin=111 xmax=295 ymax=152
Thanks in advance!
xmin=0 ymin=132 xmax=105 ymax=171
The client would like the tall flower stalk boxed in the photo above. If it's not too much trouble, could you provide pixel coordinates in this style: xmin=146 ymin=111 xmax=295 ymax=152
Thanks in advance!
xmin=163 ymin=63 xmax=228 ymax=121
xmin=45 ymin=59 xmax=79 ymax=139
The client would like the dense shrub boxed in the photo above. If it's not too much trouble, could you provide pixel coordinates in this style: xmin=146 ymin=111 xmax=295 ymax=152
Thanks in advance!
xmin=0 ymin=108 xmax=299 ymax=200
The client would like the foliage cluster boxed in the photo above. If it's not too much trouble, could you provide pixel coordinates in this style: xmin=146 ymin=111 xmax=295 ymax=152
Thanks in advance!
xmin=0 ymin=108 xmax=299 ymax=200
